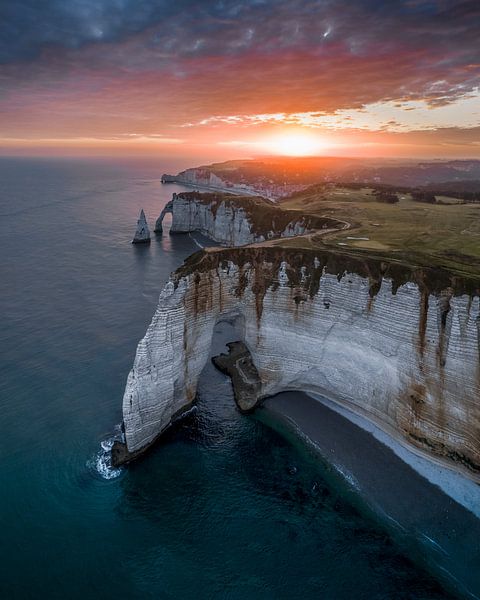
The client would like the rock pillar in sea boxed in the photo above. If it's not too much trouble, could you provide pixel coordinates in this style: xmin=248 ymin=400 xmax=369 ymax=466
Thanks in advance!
xmin=132 ymin=209 xmax=151 ymax=244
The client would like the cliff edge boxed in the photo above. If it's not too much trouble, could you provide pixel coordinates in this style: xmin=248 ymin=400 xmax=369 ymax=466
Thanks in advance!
xmin=154 ymin=191 xmax=346 ymax=246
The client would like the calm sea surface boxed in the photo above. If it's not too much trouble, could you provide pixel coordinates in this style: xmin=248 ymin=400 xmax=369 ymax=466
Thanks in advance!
xmin=0 ymin=157 xmax=457 ymax=599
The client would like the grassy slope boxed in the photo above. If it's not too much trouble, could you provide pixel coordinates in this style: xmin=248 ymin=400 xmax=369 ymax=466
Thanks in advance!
xmin=277 ymin=186 xmax=480 ymax=277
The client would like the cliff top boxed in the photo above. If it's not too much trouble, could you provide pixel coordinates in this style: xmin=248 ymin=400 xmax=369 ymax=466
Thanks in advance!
xmin=176 ymin=244 xmax=480 ymax=298
xmin=279 ymin=184 xmax=480 ymax=277
xmin=172 ymin=188 xmax=480 ymax=280
xmin=165 ymin=158 xmax=480 ymax=277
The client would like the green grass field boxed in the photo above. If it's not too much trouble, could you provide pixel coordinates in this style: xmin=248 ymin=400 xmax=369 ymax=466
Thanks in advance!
xmin=278 ymin=186 xmax=480 ymax=276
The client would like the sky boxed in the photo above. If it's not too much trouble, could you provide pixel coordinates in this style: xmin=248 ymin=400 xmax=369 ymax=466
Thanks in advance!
xmin=0 ymin=0 xmax=478 ymax=160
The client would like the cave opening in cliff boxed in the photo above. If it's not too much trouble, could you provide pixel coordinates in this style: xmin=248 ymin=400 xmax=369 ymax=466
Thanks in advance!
xmin=209 ymin=313 xmax=247 ymax=363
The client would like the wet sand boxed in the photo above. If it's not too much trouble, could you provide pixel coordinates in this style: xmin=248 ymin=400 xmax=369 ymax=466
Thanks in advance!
xmin=260 ymin=391 xmax=480 ymax=600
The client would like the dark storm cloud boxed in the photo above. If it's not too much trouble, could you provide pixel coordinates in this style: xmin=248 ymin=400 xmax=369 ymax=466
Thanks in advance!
xmin=0 ymin=0 xmax=278 ymax=63
xmin=0 ymin=0 xmax=183 ymax=62
xmin=1 ymin=0 xmax=479 ymax=64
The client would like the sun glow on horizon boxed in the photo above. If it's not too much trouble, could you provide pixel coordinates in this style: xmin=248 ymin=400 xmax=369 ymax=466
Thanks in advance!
xmin=262 ymin=133 xmax=327 ymax=156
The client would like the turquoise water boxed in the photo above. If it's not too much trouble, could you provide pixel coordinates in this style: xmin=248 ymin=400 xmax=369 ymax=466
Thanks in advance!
xmin=0 ymin=157 xmax=457 ymax=599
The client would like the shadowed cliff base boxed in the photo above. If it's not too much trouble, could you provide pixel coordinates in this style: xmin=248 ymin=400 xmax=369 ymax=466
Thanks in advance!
xmin=112 ymin=401 xmax=195 ymax=467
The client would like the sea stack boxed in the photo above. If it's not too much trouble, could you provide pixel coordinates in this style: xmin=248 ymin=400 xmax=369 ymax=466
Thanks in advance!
xmin=132 ymin=209 xmax=151 ymax=244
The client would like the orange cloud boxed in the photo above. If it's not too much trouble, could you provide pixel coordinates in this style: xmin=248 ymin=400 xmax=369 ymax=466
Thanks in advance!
xmin=0 ymin=0 xmax=478 ymax=157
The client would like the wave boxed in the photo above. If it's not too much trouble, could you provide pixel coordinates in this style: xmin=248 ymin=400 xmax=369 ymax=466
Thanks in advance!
xmin=333 ymin=463 xmax=360 ymax=490
xmin=188 ymin=232 xmax=205 ymax=249
xmin=88 ymin=425 xmax=124 ymax=480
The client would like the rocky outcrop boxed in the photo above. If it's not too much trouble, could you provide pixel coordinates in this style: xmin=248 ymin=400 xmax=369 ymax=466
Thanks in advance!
xmin=113 ymin=246 xmax=480 ymax=481
xmin=132 ymin=209 xmax=151 ymax=244
xmin=212 ymin=342 xmax=261 ymax=412
xmin=154 ymin=192 xmax=345 ymax=245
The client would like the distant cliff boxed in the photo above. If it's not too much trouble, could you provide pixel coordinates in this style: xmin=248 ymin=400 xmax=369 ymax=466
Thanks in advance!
xmin=161 ymin=167 xmax=310 ymax=200
xmin=154 ymin=191 xmax=346 ymax=246
xmin=161 ymin=167 xmax=259 ymax=195
xmin=162 ymin=158 xmax=480 ymax=192
xmin=113 ymin=245 xmax=480 ymax=482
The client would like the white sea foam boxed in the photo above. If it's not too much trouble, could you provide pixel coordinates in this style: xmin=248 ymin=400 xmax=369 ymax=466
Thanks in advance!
xmin=421 ymin=533 xmax=449 ymax=557
xmin=174 ymin=404 xmax=198 ymax=422
xmin=88 ymin=425 xmax=124 ymax=480
xmin=189 ymin=233 xmax=204 ymax=249
xmin=333 ymin=463 xmax=360 ymax=490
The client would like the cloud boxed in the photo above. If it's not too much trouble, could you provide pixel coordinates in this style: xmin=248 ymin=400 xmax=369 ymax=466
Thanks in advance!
xmin=0 ymin=0 xmax=193 ymax=63
xmin=182 ymin=94 xmax=480 ymax=133
xmin=0 ymin=0 xmax=478 ymax=153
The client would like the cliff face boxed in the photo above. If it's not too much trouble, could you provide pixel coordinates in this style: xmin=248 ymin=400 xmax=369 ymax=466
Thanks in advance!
xmin=117 ymin=246 xmax=480 ymax=479
xmin=161 ymin=168 xmax=256 ymax=194
xmin=162 ymin=167 xmax=226 ymax=187
xmin=161 ymin=167 xmax=309 ymax=199
xmin=155 ymin=192 xmax=344 ymax=246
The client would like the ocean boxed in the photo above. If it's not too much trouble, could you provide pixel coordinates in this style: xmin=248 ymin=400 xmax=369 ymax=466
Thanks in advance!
xmin=0 ymin=156 xmax=459 ymax=599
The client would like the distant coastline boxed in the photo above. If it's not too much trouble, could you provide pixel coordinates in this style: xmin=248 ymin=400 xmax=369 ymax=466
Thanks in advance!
xmin=161 ymin=178 xmax=262 ymax=197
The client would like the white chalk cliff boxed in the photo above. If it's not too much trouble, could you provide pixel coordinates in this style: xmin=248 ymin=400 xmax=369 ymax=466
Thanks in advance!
xmin=154 ymin=192 xmax=343 ymax=245
xmin=115 ymin=245 xmax=480 ymax=481
xmin=161 ymin=167 xmax=310 ymax=199
xmin=161 ymin=167 xmax=259 ymax=195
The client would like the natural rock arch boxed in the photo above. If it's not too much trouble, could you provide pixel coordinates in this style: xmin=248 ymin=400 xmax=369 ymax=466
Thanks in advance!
xmin=154 ymin=200 xmax=173 ymax=233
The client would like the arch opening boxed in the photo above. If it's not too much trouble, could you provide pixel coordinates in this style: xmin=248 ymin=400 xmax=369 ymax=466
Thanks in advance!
xmin=207 ymin=312 xmax=263 ymax=413
xmin=154 ymin=200 xmax=173 ymax=233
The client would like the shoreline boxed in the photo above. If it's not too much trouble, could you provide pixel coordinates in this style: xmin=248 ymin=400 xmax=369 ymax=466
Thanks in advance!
xmin=259 ymin=391 xmax=480 ymax=599
xmin=309 ymin=392 xmax=480 ymax=515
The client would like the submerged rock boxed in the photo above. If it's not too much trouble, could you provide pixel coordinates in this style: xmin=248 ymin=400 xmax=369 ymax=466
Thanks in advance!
xmin=132 ymin=209 xmax=151 ymax=244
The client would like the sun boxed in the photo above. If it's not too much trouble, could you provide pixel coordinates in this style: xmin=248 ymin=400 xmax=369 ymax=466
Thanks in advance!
xmin=261 ymin=132 xmax=325 ymax=156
